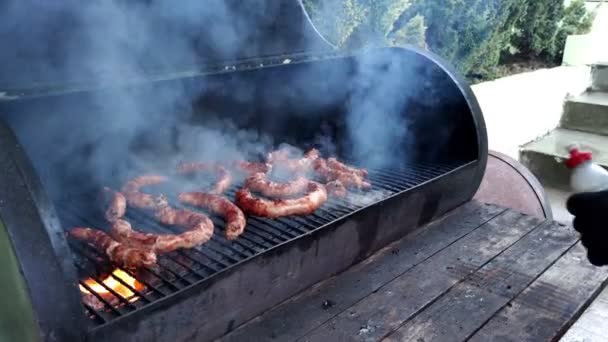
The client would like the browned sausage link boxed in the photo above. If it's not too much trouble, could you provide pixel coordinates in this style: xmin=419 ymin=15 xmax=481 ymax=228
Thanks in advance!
xmin=177 ymin=163 xmax=232 ymax=195
xmin=235 ymin=181 xmax=328 ymax=218
xmin=69 ymin=227 xmax=157 ymax=269
xmin=178 ymin=192 xmax=247 ymax=240
xmin=231 ymin=161 xmax=272 ymax=176
xmin=326 ymin=157 xmax=368 ymax=177
xmin=313 ymin=159 xmax=371 ymax=190
xmin=151 ymin=196 xmax=215 ymax=253
xmin=325 ymin=180 xmax=348 ymax=198
xmin=108 ymin=194 xmax=214 ymax=254
xmin=122 ymin=175 xmax=168 ymax=209
xmin=110 ymin=219 xmax=159 ymax=247
xmin=266 ymin=148 xmax=320 ymax=174
xmin=102 ymin=187 xmax=127 ymax=222
xmin=244 ymin=172 xmax=310 ymax=198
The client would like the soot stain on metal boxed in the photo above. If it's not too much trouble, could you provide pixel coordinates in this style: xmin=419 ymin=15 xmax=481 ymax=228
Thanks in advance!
xmin=355 ymin=208 xmax=381 ymax=259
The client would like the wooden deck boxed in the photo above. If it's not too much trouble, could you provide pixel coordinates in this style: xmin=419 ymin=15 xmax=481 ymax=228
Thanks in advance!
xmin=219 ymin=201 xmax=608 ymax=342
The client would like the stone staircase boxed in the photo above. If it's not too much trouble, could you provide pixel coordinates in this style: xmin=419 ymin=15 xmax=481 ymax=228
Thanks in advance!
xmin=519 ymin=63 xmax=608 ymax=190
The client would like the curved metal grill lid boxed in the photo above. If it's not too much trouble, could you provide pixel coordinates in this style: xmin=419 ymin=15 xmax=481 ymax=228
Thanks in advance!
xmin=0 ymin=0 xmax=333 ymax=94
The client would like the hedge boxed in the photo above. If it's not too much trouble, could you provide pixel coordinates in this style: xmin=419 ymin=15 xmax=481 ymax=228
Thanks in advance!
xmin=304 ymin=0 xmax=598 ymax=80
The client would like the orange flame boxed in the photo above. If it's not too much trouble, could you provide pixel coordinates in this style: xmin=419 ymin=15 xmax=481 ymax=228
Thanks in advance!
xmin=80 ymin=269 xmax=144 ymax=302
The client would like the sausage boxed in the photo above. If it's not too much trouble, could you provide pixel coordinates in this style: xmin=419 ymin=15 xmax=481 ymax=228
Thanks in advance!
xmin=235 ymin=181 xmax=328 ymax=218
xmin=313 ymin=158 xmax=371 ymax=190
xmin=265 ymin=148 xmax=320 ymax=174
xmin=109 ymin=219 xmax=158 ymax=247
xmin=152 ymin=196 xmax=215 ymax=252
xmin=177 ymin=163 xmax=232 ymax=195
xmin=178 ymin=192 xmax=247 ymax=240
xmin=244 ymin=172 xmax=309 ymax=198
xmin=102 ymin=187 xmax=127 ymax=222
xmin=232 ymin=161 xmax=272 ymax=176
xmin=69 ymin=227 xmax=157 ymax=269
xmin=326 ymin=157 xmax=368 ymax=178
xmin=325 ymin=180 xmax=348 ymax=198
xmin=110 ymin=207 xmax=214 ymax=254
xmin=121 ymin=175 xmax=168 ymax=209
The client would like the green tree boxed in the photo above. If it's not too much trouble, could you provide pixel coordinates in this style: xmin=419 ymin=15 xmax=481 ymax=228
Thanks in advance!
xmin=303 ymin=0 xmax=369 ymax=47
xmin=552 ymin=0 xmax=598 ymax=61
xmin=304 ymin=0 xmax=597 ymax=81
xmin=303 ymin=0 xmax=426 ymax=49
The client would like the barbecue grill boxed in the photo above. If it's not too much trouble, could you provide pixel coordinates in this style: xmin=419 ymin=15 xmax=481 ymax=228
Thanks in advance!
xmin=0 ymin=1 xmax=487 ymax=341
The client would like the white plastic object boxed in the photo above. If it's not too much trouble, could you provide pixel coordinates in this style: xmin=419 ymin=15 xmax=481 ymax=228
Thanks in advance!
xmin=565 ymin=144 xmax=608 ymax=193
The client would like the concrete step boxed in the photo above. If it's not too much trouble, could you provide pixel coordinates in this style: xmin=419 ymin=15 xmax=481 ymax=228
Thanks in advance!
xmin=591 ymin=63 xmax=608 ymax=92
xmin=519 ymin=127 xmax=608 ymax=190
xmin=560 ymin=91 xmax=608 ymax=135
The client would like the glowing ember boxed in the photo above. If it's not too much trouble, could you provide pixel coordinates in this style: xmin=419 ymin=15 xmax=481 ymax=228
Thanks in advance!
xmin=80 ymin=269 xmax=144 ymax=304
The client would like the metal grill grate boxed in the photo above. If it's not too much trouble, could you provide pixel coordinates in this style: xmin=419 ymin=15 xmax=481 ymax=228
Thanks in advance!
xmin=58 ymin=162 xmax=461 ymax=326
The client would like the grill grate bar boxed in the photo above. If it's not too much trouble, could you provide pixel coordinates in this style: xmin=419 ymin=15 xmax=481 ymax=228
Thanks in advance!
xmin=209 ymin=236 xmax=251 ymax=260
xmin=170 ymin=250 xmax=218 ymax=276
xmin=384 ymin=168 xmax=432 ymax=184
xmin=67 ymin=239 xmax=174 ymax=297
xmin=276 ymin=215 xmax=317 ymax=231
xmin=178 ymin=248 xmax=226 ymax=272
xmin=77 ymin=269 xmax=138 ymax=310
xmin=62 ymin=162 xmax=462 ymax=324
xmin=154 ymin=258 xmax=198 ymax=286
xmin=369 ymin=169 xmax=417 ymax=185
xmin=328 ymin=200 xmax=358 ymax=213
xmin=78 ymin=280 xmax=123 ymax=316
xmin=366 ymin=175 xmax=412 ymax=190
xmin=206 ymin=220 xmax=262 ymax=255
xmin=107 ymin=272 xmax=152 ymax=303
xmin=248 ymin=218 xmax=298 ymax=241
xmin=175 ymin=249 xmax=224 ymax=273
xmin=365 ymin=175 xmax=405 ymax=191
xmin=67 ymin=205 xmax=202 ymax=290
xmin=234 ymin=228 xmax=277 ymax=249
xmin=83 ymin=303 xmax=108 ymax=325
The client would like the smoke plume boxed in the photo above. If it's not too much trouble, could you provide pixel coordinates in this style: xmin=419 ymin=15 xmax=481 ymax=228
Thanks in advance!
xmin=0 ymin=0 xmax=446 ymax=205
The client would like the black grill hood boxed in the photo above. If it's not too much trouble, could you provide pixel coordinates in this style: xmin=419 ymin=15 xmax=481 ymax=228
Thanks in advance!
xmin=0 ymin=0 xmax=333 ymax=96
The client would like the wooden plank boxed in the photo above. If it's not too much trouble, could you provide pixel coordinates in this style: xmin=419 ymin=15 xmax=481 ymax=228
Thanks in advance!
xmin=563 ymin=286 xmax=608 ymax=338
xmin=383 ymin=220 xmax=579 ymax=342
xmin=220 ymin=202 xmax=505 ymax=342
xmin=298 ymin=209 xmax=544 ymax=342
xmin=467 ymin=242 xmax=608 ymax=342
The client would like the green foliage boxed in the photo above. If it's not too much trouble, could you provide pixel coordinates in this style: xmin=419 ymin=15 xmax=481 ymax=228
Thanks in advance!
xmin=303 ymin=0 xmax=426 ymax=49
xmin=553 ymin=0 xmax=598 ymax=61
xmin=303 ymin=0 xmax=368 ymax=47
xmin=463 ymin=0 xmax=528 ymax=77
xmin=388 ymin=14 xmax=426 ymax=47
xmin=512 ymin=0 xmax=564 ymax=58
xmin=508 ymin=0 xmax=597 ymax=63
xmin=303 ymin=0 xmax=596 ymax=80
